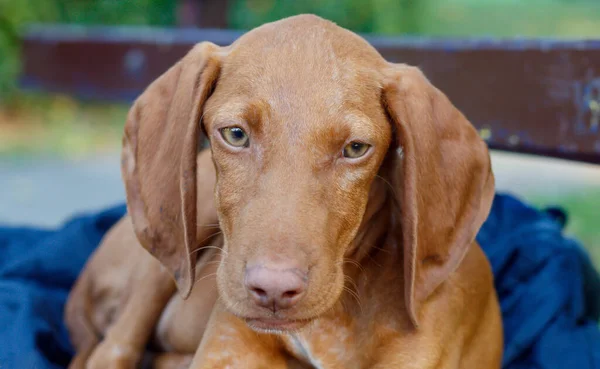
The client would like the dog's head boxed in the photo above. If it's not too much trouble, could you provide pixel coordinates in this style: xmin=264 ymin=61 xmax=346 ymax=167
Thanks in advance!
xmin=122 ymin=14 xmax=494 ymax=332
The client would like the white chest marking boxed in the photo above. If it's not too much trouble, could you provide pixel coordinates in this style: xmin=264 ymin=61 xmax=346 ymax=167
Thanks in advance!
xmin=290 ymin=335 xmax=325 ymax=369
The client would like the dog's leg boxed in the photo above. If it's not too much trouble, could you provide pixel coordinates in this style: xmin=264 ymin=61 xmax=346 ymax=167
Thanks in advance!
xmin=69 ymin=343 xmax=98 ymax=369
xmin=141 ymin=353 xmax=193 ymax=369
xmin=188 ymin=301 xmax=289 ymax=369
xmin=65 ymin=273 xmax=101 ymax=369
xmin=85 ymin=256 xmax=176 ymax=369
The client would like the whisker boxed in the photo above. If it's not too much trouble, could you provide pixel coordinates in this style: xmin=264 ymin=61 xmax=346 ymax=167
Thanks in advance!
xmin=369 ymin=244 xmax=391 ymax=255
xmin=343 ymin=258 xmax=364 ymax=272
xmin=343 ymin=286 xmax=363 ymax=313
xmin=375 ymin=174 xmax=398 ymax=202
xmin=200 ymin=231 xmax=223 ymax=244
xmin=339 ymin=298 xmax=348 ymax=314
xmin=189 ymin=245 xmax=224 ymax=257
xmin=196 ymin=260 xmax=232 ymax=272
xmin=337 ymin=264 xmax=362 ymax=305
xmin=344 ymin=275 xmax=359 ymax=291
xmin=365 ymin=252 xmax=383 ymax=268
xmin=198 ymin=103 xmax=222 ymax=135
xmin=202 ymin=260 xmax=225 ymax=266
xmin=194 ymin=272 xmax=218 ymax=284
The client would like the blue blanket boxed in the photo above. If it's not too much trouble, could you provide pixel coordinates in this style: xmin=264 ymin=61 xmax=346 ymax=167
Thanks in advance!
xmin=0 ymin=194 xmax=599 ymax=368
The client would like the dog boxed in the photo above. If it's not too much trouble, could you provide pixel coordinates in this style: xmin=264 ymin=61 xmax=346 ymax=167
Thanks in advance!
xmin=66 ymin=14 xmax=502 ymax=369
xmin=64 ymin=149 xmax=219 ymax=369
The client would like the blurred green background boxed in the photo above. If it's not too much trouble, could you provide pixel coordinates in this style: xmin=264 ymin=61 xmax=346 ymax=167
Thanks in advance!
xmin=0 ymin=0 xmax=599 ymax=264
xmin=3 ymin=0 xmax=600 ymax=102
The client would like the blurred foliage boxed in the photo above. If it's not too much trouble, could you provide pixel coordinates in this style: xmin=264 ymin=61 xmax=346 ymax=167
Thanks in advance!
xmin=532 ymin=189 xmax=600 ymax=267
xmin=228 ymin=0 xmax=428 ymax=34
xmin=0 ymin=92 xmax=127 ymax=158
xmin=52 ymin=0 xmax=176 ymax=26
xmin=0 ymin=0 xmax=176 ymax=101
xmin=229 ymin=0 xmax=600 ymax=36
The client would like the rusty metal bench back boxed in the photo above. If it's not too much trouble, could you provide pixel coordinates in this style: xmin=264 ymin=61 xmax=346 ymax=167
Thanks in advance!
xmin=20 ymin=25 xmax=600 ymax=164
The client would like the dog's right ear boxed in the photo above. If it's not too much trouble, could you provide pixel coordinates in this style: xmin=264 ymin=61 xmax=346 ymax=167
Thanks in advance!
xmin=381 ymin=64 xmax=495 ymax=328
xmin=121 ymin=42 xmax=222 ymax=298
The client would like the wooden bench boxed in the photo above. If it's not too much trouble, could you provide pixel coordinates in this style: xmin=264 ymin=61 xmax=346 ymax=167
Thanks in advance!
xmin=19 ymin=24 xmax=600 ymax=164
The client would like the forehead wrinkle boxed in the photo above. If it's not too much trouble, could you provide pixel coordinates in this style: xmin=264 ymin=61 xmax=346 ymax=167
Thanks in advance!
xmin=209 ymin=100 xmax=246 ymax=124
xmin=225 ymin=34 xmax=372 ymax=126
xmin=241 ymin=100 xmax=268 ymax=134
xmin=209 ymin=99 xmax=268 ymax=131
xmin=217 ymin=32 xmax=384 ymax=155
xmin=312 ymin=123 xmax=349 ymax=167
xmin=254 ymin=32 xmax=346 ymax=97
xmin=343 ymin=112 xmax=381 ymax=142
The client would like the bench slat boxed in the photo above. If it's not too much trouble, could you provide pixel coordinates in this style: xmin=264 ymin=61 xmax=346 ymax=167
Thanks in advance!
xmin=20 ymin=25 xmax=600 ymax=164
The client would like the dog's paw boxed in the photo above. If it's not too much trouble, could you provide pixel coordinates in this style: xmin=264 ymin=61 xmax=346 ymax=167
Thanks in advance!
xmin=86 ymin=341 xmax=141 ymax=369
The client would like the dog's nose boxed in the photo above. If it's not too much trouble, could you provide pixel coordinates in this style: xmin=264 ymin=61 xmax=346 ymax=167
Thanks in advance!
xmin=244 ymin=265 xmax=307 ymax=312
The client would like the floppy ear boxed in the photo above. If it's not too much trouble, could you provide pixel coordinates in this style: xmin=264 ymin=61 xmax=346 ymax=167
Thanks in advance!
xmin=382 ymin=64 xmax=495 ymax=327
xmin=121 ymin=42 xmax=222 ymax=297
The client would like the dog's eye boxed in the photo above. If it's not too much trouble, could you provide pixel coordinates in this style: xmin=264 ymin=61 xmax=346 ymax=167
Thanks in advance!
xmin=220 ymin=127 xmax=249 ymax=147
xmin=343 ymin=141 xmax=370 ymax=159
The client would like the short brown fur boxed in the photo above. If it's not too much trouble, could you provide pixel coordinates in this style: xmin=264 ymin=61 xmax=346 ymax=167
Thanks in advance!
xmin=66 ymin=14 xmax=502 ymax=369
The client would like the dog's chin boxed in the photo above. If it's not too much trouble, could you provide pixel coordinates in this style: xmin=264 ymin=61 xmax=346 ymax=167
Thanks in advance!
xmin=218 ymin=296 xmax=320 ymax=334
xmin=219 ymin=281 xmax=345 ymax=334
xmin=243 ymin=317 xmax=312 ymax=334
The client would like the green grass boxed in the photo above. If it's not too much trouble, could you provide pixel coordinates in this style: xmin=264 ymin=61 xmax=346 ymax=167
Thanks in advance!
xmin=531 ymin=190 xmax=600 ymax=268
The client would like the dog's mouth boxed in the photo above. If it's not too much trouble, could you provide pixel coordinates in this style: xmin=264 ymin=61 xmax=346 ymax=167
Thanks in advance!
xmin=243 ymin=317 xmax=311 ymax=333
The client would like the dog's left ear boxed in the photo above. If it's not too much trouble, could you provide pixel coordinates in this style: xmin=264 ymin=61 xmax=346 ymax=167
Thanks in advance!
xmin=381 ymin=64 xmax=495 ymax=328
xmin=121 ymin=43 xmax=222 ymax=297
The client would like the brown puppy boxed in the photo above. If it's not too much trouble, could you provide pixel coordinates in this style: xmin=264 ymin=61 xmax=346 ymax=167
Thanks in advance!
xmin=65 ymin=150 xmax=219 ymax=369
xmin=68 ymin=14 xmax=502 ymax=369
